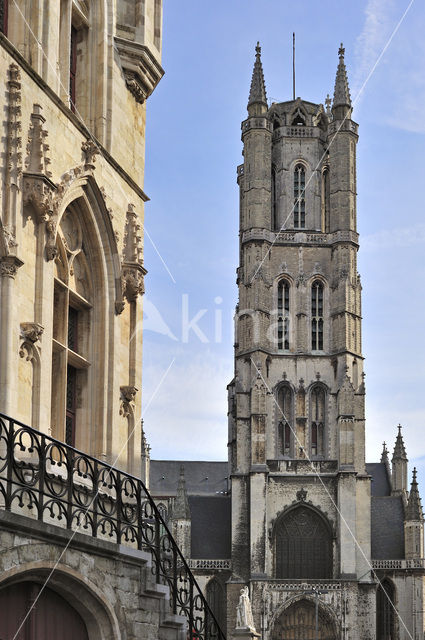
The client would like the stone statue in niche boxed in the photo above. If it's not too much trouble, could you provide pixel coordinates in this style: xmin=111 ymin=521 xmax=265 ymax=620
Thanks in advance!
xmin=236 ymin=587 xmax=255 ymax=631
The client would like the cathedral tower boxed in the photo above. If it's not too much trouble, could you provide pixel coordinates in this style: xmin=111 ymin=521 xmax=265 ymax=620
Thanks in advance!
xmin=227 ymin=43 xmax=374 ymax=639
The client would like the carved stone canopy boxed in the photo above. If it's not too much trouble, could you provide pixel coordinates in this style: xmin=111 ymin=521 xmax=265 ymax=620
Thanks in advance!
xmin=115 ymin=37 xmax=164 ymax=103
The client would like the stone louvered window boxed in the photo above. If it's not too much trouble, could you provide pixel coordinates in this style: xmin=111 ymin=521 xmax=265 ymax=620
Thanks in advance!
xmin=294 ymin=164 xmax=306 ymax=228
xmin=321 ymin=167 xmax=330 ymax=232
xmin=277 ymin=385 xmax=293 ymax=457
xmin=311 ymin=280 xmax=324 ymax=350
xmin=277 ymin=279 xmax=290 ymax=350
xmin=311 ymin=385 xmax=325 ymax=457
xmin=376 ymin=579 xmax=395 ymax=640
xmin=274 ymin=506 xmax=332 ymax=579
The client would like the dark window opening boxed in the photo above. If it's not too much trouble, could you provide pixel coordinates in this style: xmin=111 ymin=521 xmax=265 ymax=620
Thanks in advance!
xmin=311 ymin=386 xmax=325 ymax=457
xmin=311 ymin=280 xmax=324 ymax=350
xmin=278 ymin=280 xmax=290 ymax=350
xmin=66 ymin=365 xmax=77 ymax=446
xmin=206 ymin=579 xmax=226 ymax=634
xmin=68 ymin=306 xmax=78 ymax=352
xmin=278 ymin=386 xmax=293 ymax=457
xmin=70 ymin=25 xmax=77 ymax=112
xmin=272 ymin=165 xmax=278 ymax=230
xmin=377 ymin=579 xmax=395 ymax=640
xmin=0 ymin=0 xmax=8 ymax=35
xmin=294 ymin=164 xmax=306 ymax=229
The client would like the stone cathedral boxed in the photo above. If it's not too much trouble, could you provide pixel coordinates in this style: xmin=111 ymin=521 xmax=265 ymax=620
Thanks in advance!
xmin=149 ymin=45 xmax=425 ymax=640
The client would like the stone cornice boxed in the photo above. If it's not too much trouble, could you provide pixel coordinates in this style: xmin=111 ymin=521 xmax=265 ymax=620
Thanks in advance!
xmin=114 ymin=37 xmax=164 ymax=104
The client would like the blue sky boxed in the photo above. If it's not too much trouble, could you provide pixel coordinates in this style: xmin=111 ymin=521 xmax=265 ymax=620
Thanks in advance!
xmin=142 ymin=1 xmax=425 ymax=489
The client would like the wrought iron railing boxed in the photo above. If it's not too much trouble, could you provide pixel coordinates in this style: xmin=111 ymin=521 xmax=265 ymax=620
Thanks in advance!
xmin=0 ymin=413 xmax=226 ymax=640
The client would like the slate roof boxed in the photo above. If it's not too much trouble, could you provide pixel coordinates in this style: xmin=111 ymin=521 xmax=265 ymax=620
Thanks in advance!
xmin=371 ymin=496 xmax=405 ymax=559
xmin=366 ymin=462 xmax=391 ymax=496
xmin=189 ymin=496 xmax=231 ymax=559
xmin=150 ymin=460 xmax=228 ymax=497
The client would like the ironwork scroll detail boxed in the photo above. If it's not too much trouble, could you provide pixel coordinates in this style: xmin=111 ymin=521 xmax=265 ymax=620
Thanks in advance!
xmin=0 ymin=413 xmax=225 ymax=640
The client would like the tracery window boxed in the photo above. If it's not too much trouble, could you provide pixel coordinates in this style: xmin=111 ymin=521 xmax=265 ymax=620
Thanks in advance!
xmin=311 ymin=386 xmax=325 ymax=457
xmin=274 ymin=506 xmax=332 ymax=579
xmin=277 ymin=279 xmax=290 ymax=350
xmin=311 ymin=280 xmax=324 ymax=350
xmin=294 ymin=164 xmax=306 ymax=228
xmin=206 ymin=579 xmax=226 ymax=633
xmin=271 ymin=600 xmax=337 ymax=640
xmin=377 ymin=579 xmax=395 ymax=640
xmin=51 ymin=206 xmax=93 ymax=447
xmin=277 ymin=385 xmax=293 ymax=457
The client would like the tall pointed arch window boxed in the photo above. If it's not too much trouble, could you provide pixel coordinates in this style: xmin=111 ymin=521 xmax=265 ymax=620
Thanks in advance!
xmin=272 ymin=165 xmax=278 ymax=230
xmin=376 ymin=579 xmax=395 ymax=640
xmin=321 ymin=167 xmax=330 ymax=232
xmin=274 ymin=505 xmax=333 ymax=578
xmin=277 ymin=279 xmax=290 ymax=350
xmin=206 ymin=579 xmax=226 ymax=634
xmin=311 ymin=385 xmax=326 ymax=457
xmin=277 ymin=385 xmax=293 ymax=457
xmin=51 ymin=205 xmax=93 ymax=447
xmin=294 ymin=164 xmax=306 ymax=229
xmin=311 ymin=280 xmax=324 ymax=350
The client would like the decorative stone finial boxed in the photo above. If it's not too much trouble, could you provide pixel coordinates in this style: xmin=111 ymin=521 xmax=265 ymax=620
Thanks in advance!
xmin=171 ymin=465 xmax=191 ymax=520
xmin=338 ymin=43 xmax=345 ymax=57
xmin=332 ymin=43 xmax=352 ymax=116
xmin=247 ymin=42 xmax=267 ymax=115
xmin=406 ymin=467 xmax=423 ymax=521
xmin=392 ymin=424 xmax=407 ymax=461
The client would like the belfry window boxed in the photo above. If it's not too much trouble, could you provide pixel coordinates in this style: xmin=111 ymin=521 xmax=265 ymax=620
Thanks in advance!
xmin=70 ymin=25 xmax=77 ymax=112
xmin=277 ymin=280 xmax=290 ymax=350
xmin=376 ymin=579 xmax=395 ymax=640
xmin=277 ymin=385 xmax=293 ymax=457
xmin=272 ymin=165 xmax=278 ymax=230
xmin=294 ymin=164 xmax=306 ymax=229
xmin=311 ymin=280 xmax=324 ymax=350
xmin=311 ymin=386 xmax=325 ymax=457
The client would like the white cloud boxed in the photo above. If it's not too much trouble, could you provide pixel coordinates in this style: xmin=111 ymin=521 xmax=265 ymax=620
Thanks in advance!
xmin=362 ymin=223 xmax=425 ymax=251
xmin=353 ymin=0 xmax=425 ymax=133
xmin=143 ymin=348 xmax=232 ymax=460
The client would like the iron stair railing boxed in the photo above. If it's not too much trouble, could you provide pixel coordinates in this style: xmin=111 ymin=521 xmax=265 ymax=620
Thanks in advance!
xmin=0 ymin=412 xmax=226 ymax=640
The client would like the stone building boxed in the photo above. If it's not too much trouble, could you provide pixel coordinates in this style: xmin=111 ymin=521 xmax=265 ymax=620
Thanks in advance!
xmin=149 ymin=44 xmax=425 ymax=640
xmin=0 ymin=3 xmax=216 ymax=640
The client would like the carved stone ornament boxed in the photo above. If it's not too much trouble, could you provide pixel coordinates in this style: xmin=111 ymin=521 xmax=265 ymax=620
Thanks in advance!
xmin=81 ymin=139 xmax=99 ymax=169
xmin=115 ymin=37 xmax=164 ymax=104
xmin=23 ymin=175 xmax=56 ymax=222
xmin=0 ymin=255 xmax=24 ymax=278
xmin=122 ymin=265 xmax=146 ymax=302
xmin=296 ymin=273 xmax=306 ymax=288
xmin=20 ymin=322 xmax=44 ymax=343
xmin=120 ymin=385 xmax=138 ymax=418
xmin=19 ymin=322 xmax=44 ymax=361
xmin=296 ymin=487 xmax=307 ymax=502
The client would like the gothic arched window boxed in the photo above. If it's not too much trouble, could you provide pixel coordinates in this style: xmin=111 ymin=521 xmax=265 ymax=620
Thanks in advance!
xmin=51 ymin=203 xmax=96 ymax=449
xmin=277 ymin=385 xmax=293 ymax=457
xmin=321 ymin=167 xmax=330 ymax=232
xmin=271 ymin=600 xmax=337 ymax=640
xmin=274 ymin=506 xmax=333 ymax=579
xmin=206 ymin=579 xmax=226 ymax=634
xmin=294 ymin=164 xmax=306 ymax=229
xmin=311 ymin=385 xmax=326 ymax=457
xmin=277 ymin=279 xmax=290 ymax=350
xmin=311 ymin=280 xmax=324 ymax=350
xmin=272 ymin=165 xmax=278 ymax=230
xmin=377 ymin=579 xmax=395 ymax=640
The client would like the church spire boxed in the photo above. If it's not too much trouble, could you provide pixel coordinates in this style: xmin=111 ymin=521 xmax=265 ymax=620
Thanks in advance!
xmin=381 ymin=441 xmax=389 ymax=464
xmin=172 ymin=465 xmax=191 ymax=519
xmin=393 ymin=424 xmax=407 ymax=461
xmin=406 ymin=468 xmax=423 ymax=521
xmin=247 ymin=42 xmax=268 ymax=116
xmin=332 ymin=43 xmax=352 ymax=119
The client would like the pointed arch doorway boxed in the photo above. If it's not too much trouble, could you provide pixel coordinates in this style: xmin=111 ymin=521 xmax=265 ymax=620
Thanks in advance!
xmin=271 ymin=599 xmax=337 ymax=640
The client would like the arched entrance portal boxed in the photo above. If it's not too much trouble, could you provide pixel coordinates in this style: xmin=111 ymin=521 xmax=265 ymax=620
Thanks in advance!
xmin=272 ymin=599 xmax=337 ymax=640
xmin=0 ymin=581 xmax=89 ymax=640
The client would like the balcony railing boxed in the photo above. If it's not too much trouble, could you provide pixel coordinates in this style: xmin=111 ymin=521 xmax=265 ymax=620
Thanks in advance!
xmin=372 ymin=559 xmax=425 ymax=570
xmin=0 ymin=413 xmax=225 ymax=640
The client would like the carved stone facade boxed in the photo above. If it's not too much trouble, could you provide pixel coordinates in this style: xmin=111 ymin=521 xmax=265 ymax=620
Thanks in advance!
xmin=0 ymin=1 xmax=162 ymax=480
